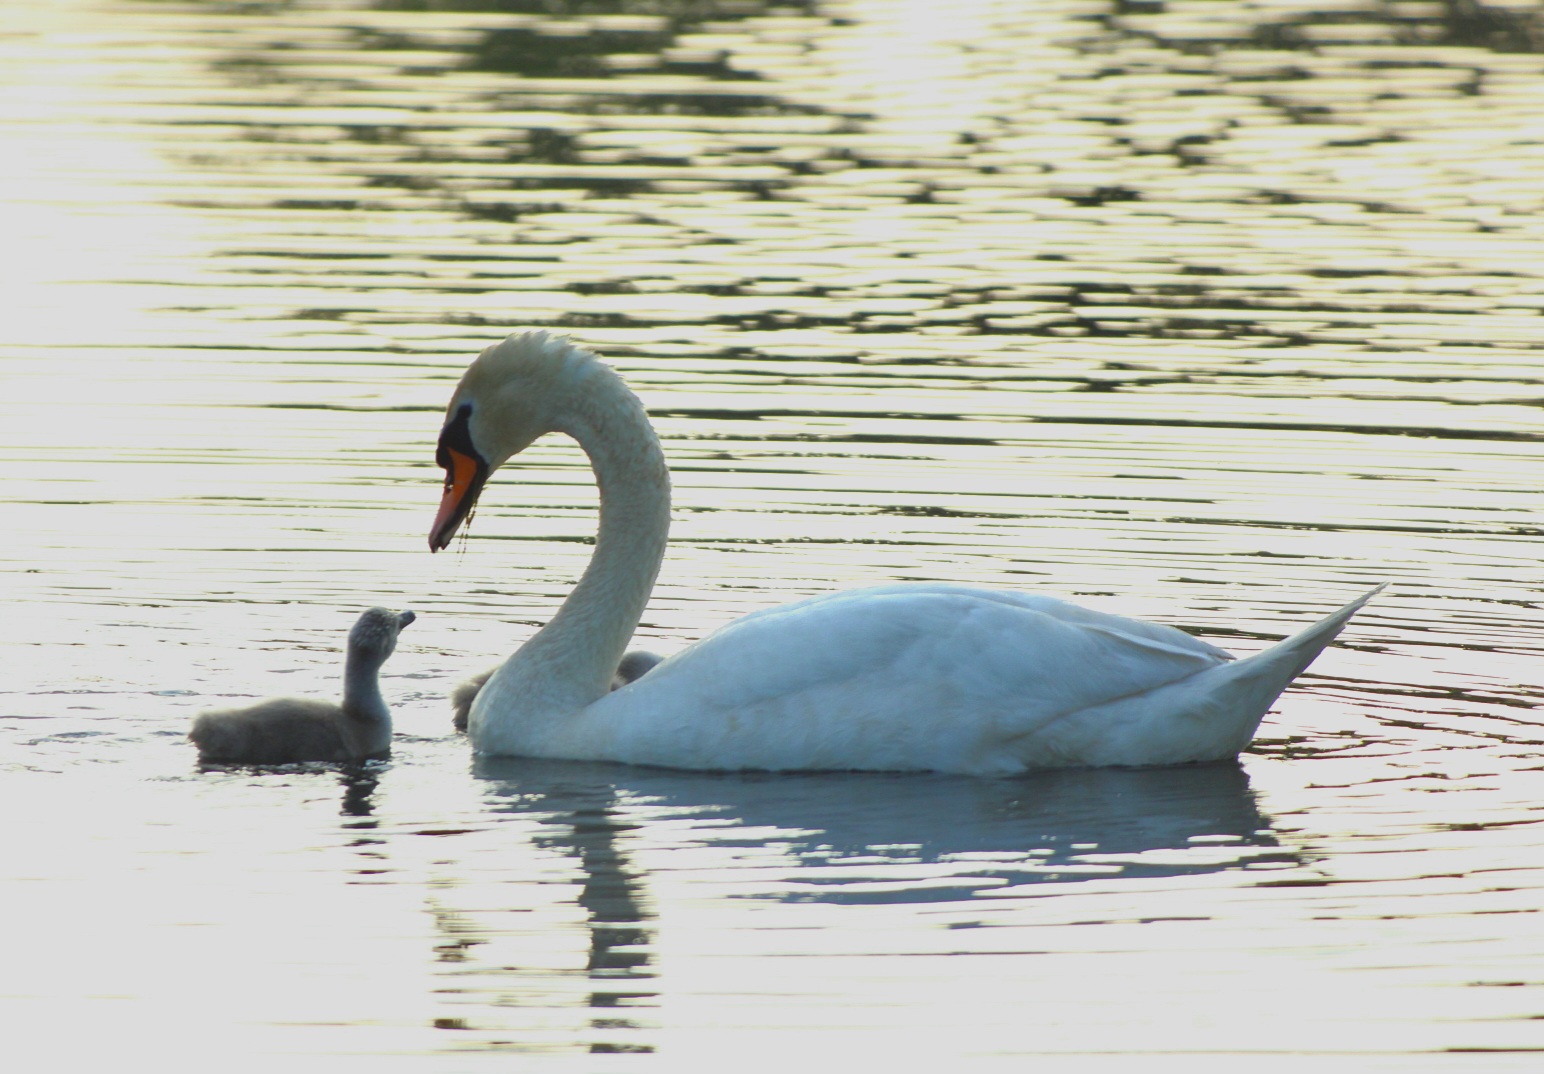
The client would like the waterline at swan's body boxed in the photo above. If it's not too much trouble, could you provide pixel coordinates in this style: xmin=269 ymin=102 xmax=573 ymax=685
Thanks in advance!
xmin=430 ymin=330 xmax=1380 ymax=776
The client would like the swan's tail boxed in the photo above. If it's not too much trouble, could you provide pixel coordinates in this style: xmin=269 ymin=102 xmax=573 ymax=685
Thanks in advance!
xmin=1038 ymin=583 xmax=1386 ymax=768
xmin=1204 ymin=581 xmax=1386 ymax=743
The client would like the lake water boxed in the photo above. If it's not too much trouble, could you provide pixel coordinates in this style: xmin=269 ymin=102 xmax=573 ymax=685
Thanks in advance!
xmin=4 ymin=0 xmax=1544 ymax=1067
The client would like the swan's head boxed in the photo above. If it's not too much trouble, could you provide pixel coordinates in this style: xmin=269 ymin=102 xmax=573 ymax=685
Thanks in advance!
xmin=430 ymin=330 xmax=602 ymax=552
xmin=349 ymin=606 xmax=416 ymax=660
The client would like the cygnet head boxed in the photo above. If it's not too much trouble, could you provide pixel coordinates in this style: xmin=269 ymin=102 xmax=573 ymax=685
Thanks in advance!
xmin=430 ymin=330 xmax=606 ymax=552
xmin=615 ymin=649 xmax=663 ymax=684
xmin=349 ymin=606 xmax=416 ymax=665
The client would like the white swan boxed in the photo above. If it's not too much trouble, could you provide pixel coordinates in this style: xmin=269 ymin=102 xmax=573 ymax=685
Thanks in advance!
xmin=190 ymin=607 xmax=415 ymax=764
xmin=430 ymin=330 xmax=1381 ymax=776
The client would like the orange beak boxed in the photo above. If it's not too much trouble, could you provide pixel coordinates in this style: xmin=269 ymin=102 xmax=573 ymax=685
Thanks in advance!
xmin=430 ymin=444 xmax=487 ymax=552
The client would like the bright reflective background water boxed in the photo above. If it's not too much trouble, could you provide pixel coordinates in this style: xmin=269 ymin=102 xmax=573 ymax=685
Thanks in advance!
xmin=4 ymin=0 xmax=1544 ymax=1067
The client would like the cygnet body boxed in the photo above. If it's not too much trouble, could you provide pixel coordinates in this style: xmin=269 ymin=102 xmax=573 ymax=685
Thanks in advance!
xmin=450 ymin=648 xmax=662 ymax=732
xmin=190 ymin=607 xmax=415 ymax=764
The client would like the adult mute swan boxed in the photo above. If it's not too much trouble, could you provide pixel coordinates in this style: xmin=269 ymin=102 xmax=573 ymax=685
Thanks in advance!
xmin=430 ymin=330 xmax=1380 ymax=775
xmin=190 ymin=607 xmax=415 ymax=764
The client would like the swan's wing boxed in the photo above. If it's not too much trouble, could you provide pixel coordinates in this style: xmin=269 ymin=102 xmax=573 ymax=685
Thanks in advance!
xmin=590 ymin=585 xmax=1233 ymax=772
xmin=749 ymin=582 xmax=1234 ymax=667
xmin=652 ymin=583 xmax=1231 ymax=704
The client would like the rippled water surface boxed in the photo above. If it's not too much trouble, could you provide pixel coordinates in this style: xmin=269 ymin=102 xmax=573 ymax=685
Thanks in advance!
xmin=4 ymin=0 xmax=1544 ymax=1067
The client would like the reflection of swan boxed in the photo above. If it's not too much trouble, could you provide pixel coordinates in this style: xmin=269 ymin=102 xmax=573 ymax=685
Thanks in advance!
xmin=431 ymin=331 xmax=1381 ymax=775
xmin=190 ymin=607 xmax=415 ymax=764
xmin=451 ymin=650 xmax=662 ymax=732
xmin=428 ymin=769 xmax=659 ymax=1047
xmin=473 ymin=757 xmax=1283 ymax=899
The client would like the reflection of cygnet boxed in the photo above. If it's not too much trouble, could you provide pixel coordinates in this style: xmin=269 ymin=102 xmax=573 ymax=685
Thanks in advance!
xmin=190 ymin=607 xmax=416 ymax=764
xmin=451 ymin=649 xmax=662 ymax=733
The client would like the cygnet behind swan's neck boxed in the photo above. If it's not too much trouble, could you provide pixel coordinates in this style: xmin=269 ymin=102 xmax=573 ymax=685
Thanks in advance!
xmin=475 ymin=354 xmax=671 ymax=730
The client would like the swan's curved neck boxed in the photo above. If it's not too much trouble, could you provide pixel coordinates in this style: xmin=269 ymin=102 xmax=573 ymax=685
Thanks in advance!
xmin=487 ymin=367 xmax=671 ymax=721
xmin=341 ymin=649 xmax=388 ymax=724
